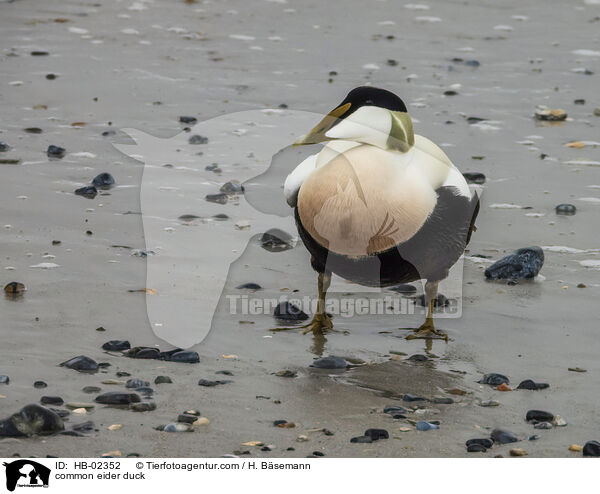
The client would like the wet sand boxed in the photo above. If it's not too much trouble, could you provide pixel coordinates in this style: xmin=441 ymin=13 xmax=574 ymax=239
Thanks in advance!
xmin=1 ymin=0 xmax=599 ymax=457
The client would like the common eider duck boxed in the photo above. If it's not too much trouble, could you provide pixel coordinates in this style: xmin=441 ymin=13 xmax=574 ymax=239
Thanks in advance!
xmin=283 ymin=86 xmax=479 ymax=340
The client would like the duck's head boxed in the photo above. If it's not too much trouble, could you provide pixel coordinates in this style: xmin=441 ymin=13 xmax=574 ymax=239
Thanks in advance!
xmin=293 ymin=86 xmax=414 ymax=152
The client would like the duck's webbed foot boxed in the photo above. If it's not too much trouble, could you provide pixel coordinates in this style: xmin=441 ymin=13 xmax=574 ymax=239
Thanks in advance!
xmin=301 ymin=313 xmax=333 ymax=335
xmin=406 ymin=318 xmax=448 ymax=341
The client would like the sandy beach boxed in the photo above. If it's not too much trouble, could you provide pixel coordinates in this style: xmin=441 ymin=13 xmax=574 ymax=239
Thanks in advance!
xmin=1 ymin=0 xmax=599 ymax=458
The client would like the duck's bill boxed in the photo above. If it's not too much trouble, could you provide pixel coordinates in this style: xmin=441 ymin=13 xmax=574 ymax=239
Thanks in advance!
xmin=293 ymin=102 xmax=351 ymax=146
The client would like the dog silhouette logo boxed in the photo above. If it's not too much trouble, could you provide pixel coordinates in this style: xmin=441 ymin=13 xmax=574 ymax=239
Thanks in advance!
xmin=3 ymin=460 xmax=51 ymax=491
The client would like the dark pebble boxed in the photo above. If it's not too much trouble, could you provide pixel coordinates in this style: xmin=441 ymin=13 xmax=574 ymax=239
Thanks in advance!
xmin=4 ymin=282 xmax=25 ymax=295
xmin=102 ymin=340 xmax=131 ymax=351
xmin=0 ymin=404 xmax=64 ymax=437
xmin=60 ymin=355 xmax=98 ymax=373
xmin=72 ymin=421 xmax=95 ymax=433
xmin=216 ymin=370 xmax=233 ymax=376
xmin=583 ymin=441 xmax=600 ymax=457
xmin=467 ymin=117 xmax=487 ymax=124
xmin=467 ymin=443 xmax=487 ymax=452
xmin=188 ymin=135 xmax=208 ymax=145
xmin=98 ymin=362 xmax=111 ymax=368
xmin=40 ymin=396 xmax=64 ymax=406
xmin=485 ymin=247 xmax=544 ymax=281
xmin=261 ymin=228 xmax=294 ymax=252
xmin=388 ymin=283 xmax=417 ymax=294
xmin=365 ymin=428 xmax=389 ymax=441
xmin=212 ymin=213 xmax=228 ymax=220
xmin=478 ymin=373 xmax=509 ymax=386
xmin=261 ymin=446 xmax=272 ymax=452
xmin=220 ymin=181 xmax=244 ymax=195
xmin=275 ymin=370 xmax=297 ymax=378
xmin=131 ymin=402 xmax=156 ymax=412
xmin=126 ymin=347 xmax=160 ymax=359
xmin=33 ymin=381 xmax=47 ymax=389
xmin=0 ymin=142 xmax=9 ymax=152
xmin=116 ymin=371 xmax=131 ymax=377
xmin=92 ymin=172 xmax=115 ymax=189
xmin=402 ymin=393 xmax=425 ymax=402
xmin=311 ymin=357 xmax=347 ymax=369
xmin=387 ymin=59 xmax=398 ymax=66
xmin=463 ymin=172 xmax=486 ymax=184
xmin=529 ymin=435 xmax=540 ymax=441
xmin=135 ymin=387 xmax=154 ymax=396
xmin=154 ymin=376 xmax=173 ymax=384
xmin=555 ymin=204 xmax=576 ymax=216
xmin=179 ymin=116 xmax=197 ymax=124
xmin=47 ymin=145 xmax=66 ymax=159
xmin=526 ymin=410 xmax=554 ymax=422
xmin=237 ymin=282 xmax=262 ymax=291
xmin=465 ymin=60 xmax=480 ymax=67
xmin=273 ymin=420 xmax=288 ymax=426
xmin=444 ymin=90 xmax=458 ymax=96
xmin=205 ymin=164 xmax=221 ymax=172
xmin=46 ymin=74 xmax=57 ymax=80
xmin=31 ymin=50 xmax=49 ymax=56
xmin=205 ymin=193 xmax=228 ymax=204
xmin=95 ymin=392 xmax=141 ymax=405
xmin=102 ymin=130 xmax=116 ymax=137
xmin=490 ymin=428 xmax=519 ymax=444
xmin=24 ymin=127 xmax=43 ymax=134
xmin=433 ymin=397 xmax=454 ymax=405
xmin=312 ymin=451 xmax=325 ymax=457
xmin=0 ymin=375 xmax=9 ymax=384
xmin=273 ymin=301 xmax=308 ymax=321
xmin=198 ymin=379 xmax=230 ymax=387
xmin=383 ymin=405 xmax=409 ymax=416
xmin=177 ymin=414 xmax=198 ymax=424
xmin=416 ymin=293 xmax=448 ymax=307
xmin=157 ymin=349 xmax=200 ymax=363
xmin=574 ymin=99 xmax=585 ymax=105
xmin=517 ymin=379 xmax=549 ymax=390
xmin=82 ymin=386 xmax=101 ymax=394
xmin=126 ymin=379 xmax=149 ymax=389
xmin=279 ymin=103 xmax=288 ymax=109
xmin=350 ymin=435 xmax=373 ymax=444
xmin=466 ymin=438 xmax=493 ymax=449
xmin=75 ymin=186 xmax=97 ymax=199
xmin=408 ymin=354 xmax=428 ymax=362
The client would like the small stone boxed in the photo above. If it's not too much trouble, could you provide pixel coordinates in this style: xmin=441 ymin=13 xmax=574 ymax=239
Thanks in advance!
xmin=40 ymin=396 xmax=63 ymax=406
xmin=529 ymin=435 xmax=539 ymax=441
xmin=47 ymin=145 xmax=66 ymax=159
xmin=198 ymin=378 xmax=231 ymax=387
xmin=236 ymin=282 xmax=262 ymax=290
xmin=467 ymin=444 xmax=487 ymax=453
xmin=108 ymin=424 xmax=122 ymax=431
xmin=188 ymin=135 xmax=208 ymax=144
xmin=555 ymin=204 xmax=576 ymax=216
xmin=444 ymin=90 xmax=458 ymax=96
xmin=534 ymin=106 xmax=567 ymax=121
xmin=276 ymin=422 xmax=296 ymax=429
xmin=583 ymin=441 xmax=600 ymax=457
xmin=408 ymin=354 xmax=428 ymax=362
xmin=383 ymin=405 xmax=409 ymax=416
xmin=402 ymin=393 xmax=425 ymax=402
xmin=82 ymin=386 xmax=101 ymax=394
xmin=126 ymin=379 xmax=149 ymax=389
xmin=594 ymin=108 xmax=600 ymax=117
xmin=205 ymin=193 xmax=228 ymax=204
xmin=154 ymin=376 xmax=173 ymax=384
xmin=4 ymin=282 xmax=25 ymax=295
xmin=130 ymin=402 xmax=156 ymax=412
xmin=164 ymin=422 xmax=193 ymax=432
xmin=60 ymin=355 xmax=98 ymax=373
xmin=491 ymin=428 xmax=519 ymax=444
xmin=46 ymin=73 xmax=57 ymax=80
xmin=92 ymin=173 xmax=115 ymax=189
xmin=478 ymin=373 xmax=509 ymax=386
xmin=101 ymin=451 xmax=122 ymax=457
xmin=220 ymin=181 xmax=244 ymax=195
xmin=552 ymin=415 xmax=567 ymax=427
xmin=72 ymin=408 xmax=87 ymax=415
xmin=311 ymin=357 xmax=347 ymax=369
xmin=261 ymin=229 xmax=294 ymax=252
xmin=75 ymin=186 xmax=97 ymax=199
xmin=569 ymin=444 xmax=583 ymax=452
xmin=179 ymin=116 xmax=197 ymax=124
xmin=497 ymin=383 xmax=512 ymax=392
xmin=364 ymin=428 xmax=389 ymax=440
xmin=296 ymin=435 xmax=308 ymax=442
xmin=350 ymin=435 xmax=373 ymax=443
xmin=159 ymin=350 xmax=199 ymax=363
xmin=102 ymin=340 xmax=131 ymax=351
xmin=275 ymin=370 xmax=297 ymax=378
xmin=387 ymin=59 xmax=398 ymax=66
xmin=205 ymin=164 xmax=222 ymax=173
xmin=447 ymin=388 xmax=468 ymax=396
xmin=465 ymin=60 xmax=480 ymax=67
xmin=193 ymin=417 xmax=210 ymax=426
xmin=517 ymin=379 xmax=549 ymax=390
xmin=235 ymin=220 xmax=250 ymax=230
xmin=466 ymin=438 xmax=493 ymax=449
xmin=416 ymin=421 xmax=439 ymax=431
xmin=24 ymin=127 xmax=43 ymax=134
xmin=33 ymin=381 xmax=47 ymax=389
xmin=479 ymin=400 xmax=500 ymax=407
xmin=534 ymin=422 xmax=553 ymax=430
xmin=574 ymin=99 xmax=585 ymax=105
xmin=0 ymin=141 xmax=10 ymax=152
xmin=273 ymin=302 xmax=308 ymax=321
xmin=577 ymin=283 xmax=586 ymax=288
xmin=526 ymin=410 xmax=554 ymax=422
xmin=95 ymin=392 xmax=141 ymax=405
xmin=485 ymin=247 xmax=544 ymax=281
xmin=126 ymin=347 xmax=160 ymax=359
xmin=568 ymin=367 xmax=587 ymax=373
xmin=510 ymin=448 xmax=528 ymax=457
xmin=433 ymin=397 xmax=454 ymax=405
